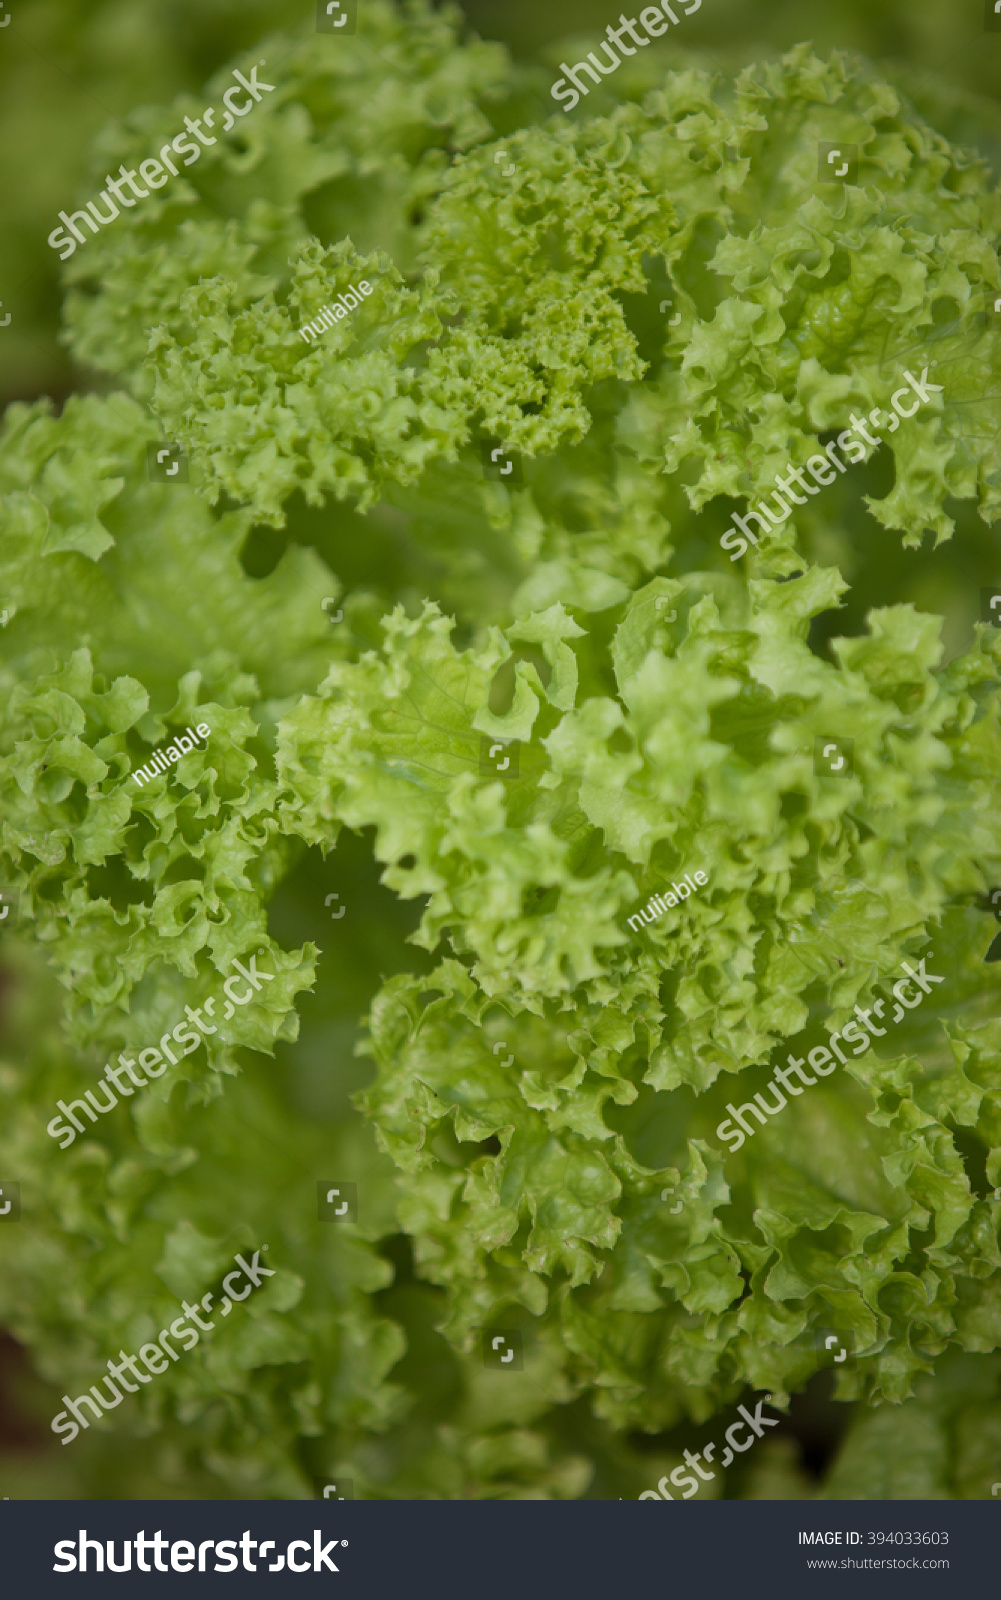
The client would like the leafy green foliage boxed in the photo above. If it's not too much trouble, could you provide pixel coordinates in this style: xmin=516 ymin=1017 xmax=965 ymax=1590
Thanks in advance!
xmin=277 ymin=583 xmax=1001 ymax=1425
xmin=2 ymin=3 xmax=1001 ymax=1499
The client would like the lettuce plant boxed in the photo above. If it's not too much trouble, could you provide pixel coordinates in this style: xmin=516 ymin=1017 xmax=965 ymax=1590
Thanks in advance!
xmin=2 ymin=2 xmax=1001 ymax=1498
